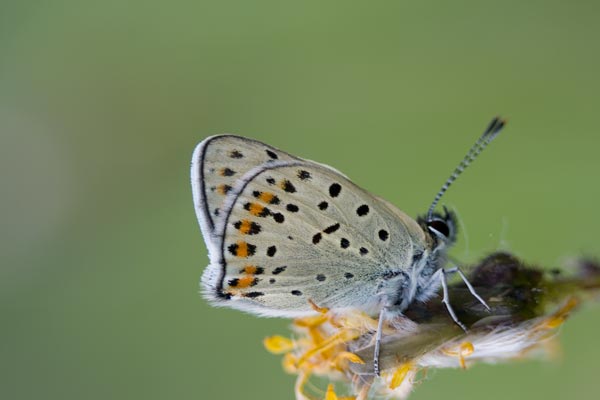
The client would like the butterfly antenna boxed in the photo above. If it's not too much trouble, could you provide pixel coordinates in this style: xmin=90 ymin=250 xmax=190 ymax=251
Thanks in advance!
xmin=427 ymin=117 xmax=506 ymax=221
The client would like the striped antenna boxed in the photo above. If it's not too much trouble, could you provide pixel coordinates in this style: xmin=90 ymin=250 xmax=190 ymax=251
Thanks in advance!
xmin=426 ymin=117 xmax=506 ymax=221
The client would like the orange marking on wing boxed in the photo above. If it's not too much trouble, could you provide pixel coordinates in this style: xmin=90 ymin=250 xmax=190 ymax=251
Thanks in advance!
xmin=243 ymin=265 xmax=258 ymax=274
xmin=247 ymin=203 xmax=265 ymax=216
xmin=237 ymin=276 xmax=256 ymax=288
xmin=258 ymin=192 xmax=275 ymax=203
xmin=238 ymin=219 xmax=253 ymax=234
xmin=236 ymin=241 xmax=249 ymax=257
xmin=216 ymin=184 xmax=230 ymax=195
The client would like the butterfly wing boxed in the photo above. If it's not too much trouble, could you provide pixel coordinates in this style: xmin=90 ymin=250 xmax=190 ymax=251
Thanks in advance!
xmin=192 ymin=136 xmax=429 ymax=317
xmin=191 ymin=135 xmax=301 ymax=252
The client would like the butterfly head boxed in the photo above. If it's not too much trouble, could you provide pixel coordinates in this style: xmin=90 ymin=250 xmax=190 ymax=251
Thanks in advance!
xmin=418 ymin=206 xmax=457 ymax=250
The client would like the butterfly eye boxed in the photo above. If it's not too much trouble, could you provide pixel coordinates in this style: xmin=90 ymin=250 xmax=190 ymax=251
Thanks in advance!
xmin=427 ymin=219 xmax=450 ymax=239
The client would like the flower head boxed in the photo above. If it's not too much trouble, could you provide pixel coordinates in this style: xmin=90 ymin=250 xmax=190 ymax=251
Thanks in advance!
xmin=264 ymin=252 xmax=600 ymax=400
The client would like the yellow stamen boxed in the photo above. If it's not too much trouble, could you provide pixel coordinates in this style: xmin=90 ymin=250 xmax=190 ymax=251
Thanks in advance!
xmin=442 ymin=341 xmax=474 ymax=369
xmin=263 ymin=335 xmax=294 ymax=354
xmin=283 ymin=353 xmax=298 ymax=374
xmin=325 ymin=384 xmax=338 ymax=400
xmin=308 ymin=299 xmax=329 ymax=314
xmin=390 ymin=362 xmax=413 ymax=389
xmin=294 ymin=314 xmax=329 ymax=328
xmin=333 ymin=352 xmax=365 ymax=371
xmin=543 ymin=297 xmax=579 ymax=329
xmin=296 ymin=329 xmax=359 ymax=368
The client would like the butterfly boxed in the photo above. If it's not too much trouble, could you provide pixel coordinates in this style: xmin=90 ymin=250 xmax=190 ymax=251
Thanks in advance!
xmin=191 ymin=117 xmax=505 ymax=374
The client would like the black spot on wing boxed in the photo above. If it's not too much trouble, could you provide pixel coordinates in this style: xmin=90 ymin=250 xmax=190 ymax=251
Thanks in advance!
xmin=221 ymin=167 xmax=236 ymax=176
xmin=266 ymin=149 xmax=278 ymax=159
xmin=230 ymin=150 xmax=243 ymax=159
xmin=273 ymin=266 xmax=287 ymax=275
xmin=273 ymin=213 xmax=285 ymax=223
xmin=318 ymin=201 xmax=328 ymax=210
xmin=244 ymin=291 xmax=264 ymax=298
xmin=340 ymin=238 xmax=350 ymax=249
xmin=379 ymin=229 xmax=389 ymax=241
xmin=316 ymin=274 xmax=326 ymax=282
xmin=329 ymin=183 xmax=341 ymax=197
xmin=281 ymin=179 xmax=296 ymax=193
xmin=356 ymin=204 xmax=370 ymax=216
xmin=297 ymin=170 xmax=311 ymax=180
xmin=291 ymin=290 xmax=303 ymax=296
xmin=312 ymin=233 xmax=322 ymax=244
xmin=221 ymin=184 xmax=232 ymax=194
xmin=228 ymin=278 xmax=239 ymax=287
xmin=267 ymin=245 xmax=277 ymax=257
xmin=286 ymin=204 xmax=299 ymax=212
xmin=323 ymin=223 xmax=340 ymax=234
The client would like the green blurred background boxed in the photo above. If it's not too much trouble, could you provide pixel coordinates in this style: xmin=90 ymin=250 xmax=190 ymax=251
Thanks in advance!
xmin=2 ymin=1 xmax=600 ymax=399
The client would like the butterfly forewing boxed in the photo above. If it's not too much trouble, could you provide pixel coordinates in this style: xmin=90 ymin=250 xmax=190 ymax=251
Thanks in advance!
xmin=191 ymin=135 xmax=300 ymax=249
xmin=197 ymin=150 xmax=427 ymax=317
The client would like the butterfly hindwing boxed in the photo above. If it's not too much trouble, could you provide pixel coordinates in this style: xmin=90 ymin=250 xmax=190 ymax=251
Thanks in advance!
xmin=199 ymin=156 xmax=427 ymax=317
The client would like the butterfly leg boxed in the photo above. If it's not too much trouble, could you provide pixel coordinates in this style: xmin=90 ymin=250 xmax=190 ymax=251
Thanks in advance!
xmin=439 ymin=268 xmax=468 ymax=332
xmin=373 ymin=305 xmax=387 ymax=376
xmin=446 ymin=265 xmax=491 ymax=311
